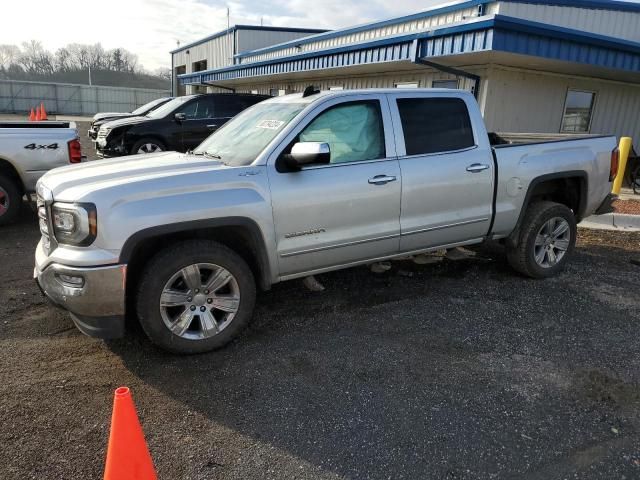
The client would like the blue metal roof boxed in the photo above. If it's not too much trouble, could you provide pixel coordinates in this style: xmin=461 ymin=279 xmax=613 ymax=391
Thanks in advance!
xmin=233 ymin=0 xmax=640 ymax=60
xmin=178 ymin=14 xmax=640 ymax=85
xmin=504 ymin=1 xmax=640 ymax=12
xmin=170 ymin=25 xmax=328 ymax=54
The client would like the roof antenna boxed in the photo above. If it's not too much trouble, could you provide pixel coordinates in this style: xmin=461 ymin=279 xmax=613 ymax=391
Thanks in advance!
xmin=302 ymin=85 xmax=320 ymax=97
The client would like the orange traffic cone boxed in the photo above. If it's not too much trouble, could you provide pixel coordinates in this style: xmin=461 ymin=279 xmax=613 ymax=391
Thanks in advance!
xmin=103 ymin=387 xmax=157 ymax=480
xmin=34 ymin=107 xmax=41 ymax=121
xmin=40 ymin=102 xmax=48 ymax=121
xmin=28 ymin=108 xmax=35 ymax=121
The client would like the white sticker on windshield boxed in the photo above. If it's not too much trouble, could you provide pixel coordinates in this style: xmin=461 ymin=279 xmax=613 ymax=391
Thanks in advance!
xmin=257 ymin=119 xmax=285 ymax=130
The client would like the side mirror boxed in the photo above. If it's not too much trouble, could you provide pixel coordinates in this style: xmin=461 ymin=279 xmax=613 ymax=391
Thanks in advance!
xmin=174 ymin=112 xmax=186 ymax=123
xmin=284 ymin=142 xmax=330 ymax=170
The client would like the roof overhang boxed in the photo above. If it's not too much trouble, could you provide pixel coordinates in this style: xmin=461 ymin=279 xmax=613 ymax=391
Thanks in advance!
xmin=178 ymin=15 xmax=640 ymax=86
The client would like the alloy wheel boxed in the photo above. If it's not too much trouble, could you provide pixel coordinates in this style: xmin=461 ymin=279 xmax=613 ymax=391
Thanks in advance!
xmin=137 ymin=143 xmax=163 ymax=154
xmin=533 ymin=217 xmax=571 ymax=268
xmin=159 ymin=263 xmax=240 ymax=340
xmin=0 ymin=186 xmax=9 ymax=217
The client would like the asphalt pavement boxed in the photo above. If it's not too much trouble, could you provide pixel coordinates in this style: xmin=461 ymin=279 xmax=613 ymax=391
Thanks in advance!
xmin=1 ymin=207 xmax=640 ymax=479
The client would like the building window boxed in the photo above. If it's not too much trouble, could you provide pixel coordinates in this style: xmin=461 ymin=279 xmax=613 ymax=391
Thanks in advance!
xmin=561 ymin=89 xmax=596 ymax=133
xmin=192 ymin=60 xmax=207 ymax=72
xmin=396 ymin=98 xmax=475 ymax=156
xmin=269 ymin=88 xmax=279 ymax=97
xmin=432 ymin=79 xmax=458 ymax=89
xmin=395 ymin=82 xmax=419 ymax=89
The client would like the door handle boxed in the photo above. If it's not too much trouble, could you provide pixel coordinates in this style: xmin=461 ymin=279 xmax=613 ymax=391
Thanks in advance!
xmin=207 ymin=124 xmax=218 ymax=129
xmin=368 ymin=175 xmax=397 ymax=185
xmin=466 ymin=163 xmax=490 ymax=173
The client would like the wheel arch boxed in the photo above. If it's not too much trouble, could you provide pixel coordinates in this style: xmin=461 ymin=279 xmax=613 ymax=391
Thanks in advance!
xmin=507 ymin=171 xmax=587 ymax=248
xmin=120 ymin=217 xmax=273 ymax=296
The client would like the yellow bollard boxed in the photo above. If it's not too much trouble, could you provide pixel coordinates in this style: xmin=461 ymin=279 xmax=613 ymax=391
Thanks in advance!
xmin=612 ymin=137 xmax=632 ymax=195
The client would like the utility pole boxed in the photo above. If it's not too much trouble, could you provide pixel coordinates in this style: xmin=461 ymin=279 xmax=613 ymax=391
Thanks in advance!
xmin=88 ymin=65 xmax=92 ymax=86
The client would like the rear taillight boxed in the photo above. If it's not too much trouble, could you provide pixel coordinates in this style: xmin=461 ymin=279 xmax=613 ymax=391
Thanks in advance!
xmin=68 ymin=138 xmax=82 ymax=164
xmin=609 ymin=147 xmax=620 ymax=182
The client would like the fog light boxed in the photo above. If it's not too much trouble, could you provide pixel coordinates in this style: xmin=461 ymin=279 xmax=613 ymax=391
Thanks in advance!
xmin=56 ymin=273 xmax=84 ymax=287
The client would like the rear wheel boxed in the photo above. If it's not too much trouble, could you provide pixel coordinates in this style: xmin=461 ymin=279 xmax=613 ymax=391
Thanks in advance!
xmin=131 ymin=138 xmax=165 ymax=155
xmin=506 ymin=201 xmax=577 ymax=278
xmin=136 ymin=240 xmax=256 ymax=354
xmin=0 ymin=175 xmax=22 ymax=226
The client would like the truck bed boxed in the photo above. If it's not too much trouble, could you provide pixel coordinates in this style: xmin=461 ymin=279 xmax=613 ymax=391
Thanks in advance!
xmin=0 ymin=121 xmax=76 ymax=129
xmin=489 ymin=131 xmax=609 ymax=146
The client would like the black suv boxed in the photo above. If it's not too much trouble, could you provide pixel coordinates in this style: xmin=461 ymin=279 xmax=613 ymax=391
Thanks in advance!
xmin=95 ymin=93 xmax=270 ymax=157
xmin=88 ymin=97 xmax=172 ymax=141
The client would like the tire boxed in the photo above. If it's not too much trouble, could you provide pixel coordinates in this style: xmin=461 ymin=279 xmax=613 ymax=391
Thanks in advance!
xmin=506 ymin=201 xmax=577 ymax=278
xmin=136 ymin=239 xmax=256 ymax=354
xmin=0 ymin=175 xmax=22 ymax=226
xmin=131 ymin=138 xmax=166 ymax=155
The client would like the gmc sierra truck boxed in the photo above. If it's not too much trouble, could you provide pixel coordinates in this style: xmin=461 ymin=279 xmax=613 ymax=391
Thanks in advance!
xmin=34 ymin=89 xmax=618 ymax=354
xmin=0 ymin=121 xmax=81 ymax=225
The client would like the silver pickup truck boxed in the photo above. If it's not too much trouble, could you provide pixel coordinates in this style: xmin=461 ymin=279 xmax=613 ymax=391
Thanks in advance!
xmin=0 ymin=121 xmax=81 ymax=225
xmin=34 ymin=89 xmax=618 ymax=354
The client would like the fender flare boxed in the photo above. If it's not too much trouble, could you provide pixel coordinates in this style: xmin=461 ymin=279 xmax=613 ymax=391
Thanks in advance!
xmin=507 ymin=170 xmax=587 ymax=247
xmin=119 ymin=217 xmax=272 ymax=289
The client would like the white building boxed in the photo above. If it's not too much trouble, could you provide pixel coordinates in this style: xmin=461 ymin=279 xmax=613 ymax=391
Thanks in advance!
xmin=171 ymin=25 xmax=328 ymax=96
xmin=174 ymin=0 xmax=640 ymax=143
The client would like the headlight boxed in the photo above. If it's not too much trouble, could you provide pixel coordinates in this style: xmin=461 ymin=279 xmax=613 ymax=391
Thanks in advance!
xmin=51 ymin=203 xmax=97 ymax=246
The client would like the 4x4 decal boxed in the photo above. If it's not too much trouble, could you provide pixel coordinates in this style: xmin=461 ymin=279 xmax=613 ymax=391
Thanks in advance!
xmin=24 ymin=143 xmax=58 ymax=150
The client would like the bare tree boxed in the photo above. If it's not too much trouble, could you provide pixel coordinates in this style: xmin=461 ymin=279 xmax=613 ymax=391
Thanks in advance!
xmin=154 ymin=67 xmax=171 ymax=80
xmin=0 ymin=44 xmax=20 ymax=70
xmin=54 ymin=47 xmax=72 ymax=72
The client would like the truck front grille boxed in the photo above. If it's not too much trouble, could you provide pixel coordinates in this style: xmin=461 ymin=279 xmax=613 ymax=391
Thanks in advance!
xmin=37 ymin=194 xmax=53 ymax=255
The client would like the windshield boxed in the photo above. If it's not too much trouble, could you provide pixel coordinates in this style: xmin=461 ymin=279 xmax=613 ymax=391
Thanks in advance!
xmin=194 ymin=102 xmax=306 ymax=166
xmin=146 ymin=96 xmax=193 ymax=119
xmin=132 ymin=97 xmax=169 ymax=115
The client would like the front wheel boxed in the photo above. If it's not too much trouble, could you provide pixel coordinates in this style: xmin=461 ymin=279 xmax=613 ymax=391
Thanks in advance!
xmin=131 ymin=138 xmax=165 ymax=155
xmin=136 ymin=240 xmax=256 ymax=354
xmin=506 ymin=201 xmax=577 ymax=278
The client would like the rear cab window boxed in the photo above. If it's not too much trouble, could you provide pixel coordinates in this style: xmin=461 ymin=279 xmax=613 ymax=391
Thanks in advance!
xmin=395 ymin=97 xmax=475 ymax=156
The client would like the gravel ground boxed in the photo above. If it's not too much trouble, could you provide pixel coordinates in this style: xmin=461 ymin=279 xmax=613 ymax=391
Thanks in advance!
xmin=613 ymin=199 xmax=640 ymax=215
xmin=1 ymin=208 xmax=640 ymax=479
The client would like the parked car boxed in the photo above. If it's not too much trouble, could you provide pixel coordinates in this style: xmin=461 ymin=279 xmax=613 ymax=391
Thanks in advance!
xmin=0 ymin=121 xmax=81 ymax=225
xmin=95 ymin=93 xmax=270 ymax=157
xmin=88 ymin=97 xmax=172 ymax=141
xmin=35 ymin=88 xmax=618 ymax=353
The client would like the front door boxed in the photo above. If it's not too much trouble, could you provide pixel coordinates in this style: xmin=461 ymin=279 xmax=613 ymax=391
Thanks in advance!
xmin=388 ymin=93 xmax=495 ymax=252
xmin=267 ymin=95 xmax=401 ymax=278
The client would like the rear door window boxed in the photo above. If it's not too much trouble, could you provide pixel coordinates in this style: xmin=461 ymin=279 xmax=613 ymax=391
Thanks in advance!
xmin=396 ymin=97 xmax=475 ymax=156
xmin=214 ymin=96 xmax=246 ymax=118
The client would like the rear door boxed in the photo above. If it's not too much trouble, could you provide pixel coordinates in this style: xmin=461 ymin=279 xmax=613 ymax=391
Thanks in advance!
xmin=267 ymin=94 xmax=402 ymax=278
xmin=387 ymin=93 xmax=494 ymax=252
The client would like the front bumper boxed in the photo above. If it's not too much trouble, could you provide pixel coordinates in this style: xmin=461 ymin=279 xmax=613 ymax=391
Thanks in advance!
xmin=34 ymin=262 xmax=127 ymax=339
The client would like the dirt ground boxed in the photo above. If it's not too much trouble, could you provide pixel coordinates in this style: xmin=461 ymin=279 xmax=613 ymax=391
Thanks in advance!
xmin=2 ymin=191 xmax=640 ymax=477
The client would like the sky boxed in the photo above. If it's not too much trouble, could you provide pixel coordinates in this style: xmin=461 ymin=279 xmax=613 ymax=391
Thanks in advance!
xmin=2 ymin=0 xmax=446 ymax=71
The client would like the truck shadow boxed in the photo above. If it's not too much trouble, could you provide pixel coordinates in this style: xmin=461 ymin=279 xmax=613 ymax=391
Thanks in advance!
xmin=107 ymin=243 xmax=640 ymax=479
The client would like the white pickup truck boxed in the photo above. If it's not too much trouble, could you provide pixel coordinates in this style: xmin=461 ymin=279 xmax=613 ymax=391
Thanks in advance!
xmin=34 ymin=89 xmax=618 ymax=353
xmin=0 ymin=121 xmax=81 ymax=225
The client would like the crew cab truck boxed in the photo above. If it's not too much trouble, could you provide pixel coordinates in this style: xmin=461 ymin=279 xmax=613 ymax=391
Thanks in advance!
xmin=34 ymin=89 xmax=618 ymax=354
xmin=0 ymin=121 xmax=81 ymax=225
